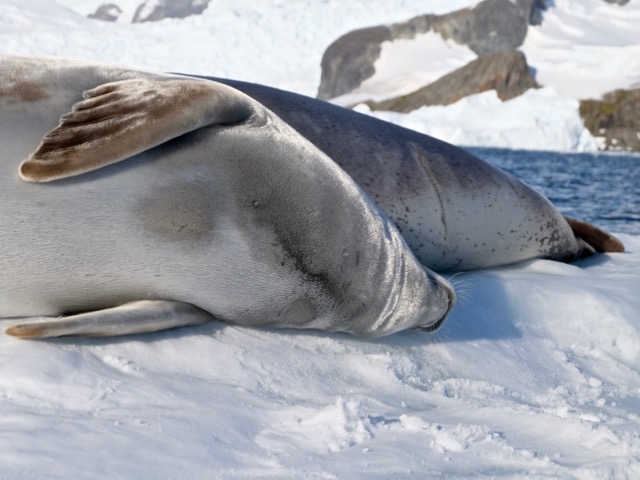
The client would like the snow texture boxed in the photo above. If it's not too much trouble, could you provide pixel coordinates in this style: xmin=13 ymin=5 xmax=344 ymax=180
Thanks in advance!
xmin=2 ymin=236 xmax=639 ymax=478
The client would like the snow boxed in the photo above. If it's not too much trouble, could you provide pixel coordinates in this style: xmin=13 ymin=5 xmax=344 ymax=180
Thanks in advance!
xmin=0 ymin=0 xmax=479 ymax=96
xmin=339 ymin=0 xmax=640 ymax=151
xmin=355 ymin=87 xmax=600 ymax=152
xmin=2 ymin=0 xmax=638 ymax=151
xmin=332 ymin=32 xmax=477 ymax=107
xmin=344 ymin=0 xmax=640 ymax=105
xmin=1 ymin=1 xmax=639 ymax=478
xmin=2 ymin=235 xmax=639 ymax=478
xmin=521 ymin=0 xmax=640 ymax=100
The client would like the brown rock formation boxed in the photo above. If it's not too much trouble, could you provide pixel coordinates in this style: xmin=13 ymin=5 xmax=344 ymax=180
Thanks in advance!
xmin=366 ymin=50 xmax=538 ymax=113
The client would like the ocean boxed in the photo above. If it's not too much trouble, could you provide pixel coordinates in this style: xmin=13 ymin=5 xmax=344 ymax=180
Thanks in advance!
xmin=470 ymin=148 xmax=640 ymax=235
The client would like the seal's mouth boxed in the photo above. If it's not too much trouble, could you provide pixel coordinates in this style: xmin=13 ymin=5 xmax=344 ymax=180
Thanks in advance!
xmin=415 ymin=280 xmax=456 ymax=333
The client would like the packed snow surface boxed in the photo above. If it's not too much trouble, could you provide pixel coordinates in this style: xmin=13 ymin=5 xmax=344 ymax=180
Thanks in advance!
xmin=0 ymin=1 xmax=639 ymax=478
xmin=2 ymin=237 xmax=639 ymax=478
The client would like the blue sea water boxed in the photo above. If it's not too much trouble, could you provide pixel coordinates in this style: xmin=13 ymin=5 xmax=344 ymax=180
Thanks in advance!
xmin=469 ymin=148 xmax=640 ymax=235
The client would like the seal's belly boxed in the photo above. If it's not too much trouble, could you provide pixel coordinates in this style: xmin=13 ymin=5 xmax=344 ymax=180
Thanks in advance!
xmin=0 ymin=147 xmax=199 ymax=315
xmin=0 ymin=147 xmax=317 ymax=321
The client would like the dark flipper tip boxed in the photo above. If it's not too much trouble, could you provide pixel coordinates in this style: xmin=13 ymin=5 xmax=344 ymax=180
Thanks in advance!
xmin=565 ymin=216 xmax=625 ymax=254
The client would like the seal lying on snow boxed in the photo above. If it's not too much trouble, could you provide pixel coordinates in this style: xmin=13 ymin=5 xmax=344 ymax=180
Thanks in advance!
xmin=1 ymin=55 xmax=454 ymax=339
xmin=0 ymin=55 xmax=621 ymax=339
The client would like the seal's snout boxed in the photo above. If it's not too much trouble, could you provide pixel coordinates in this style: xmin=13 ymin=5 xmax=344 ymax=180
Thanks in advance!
xmin=418 ymin=274 xmax=456 ymax=333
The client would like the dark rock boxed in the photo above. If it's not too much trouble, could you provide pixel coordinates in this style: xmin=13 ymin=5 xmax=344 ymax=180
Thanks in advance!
xmin=317 ymin=26 xmax=391 ymax=100
xmin=316 ymin=0 xmax=546 ymax=100
xmin=88 ymin=0 xmax=210 ymax=23
xmin=528 ymin=0 xmax=548 ymax=25
xmin=433 ymin=0 xmax=532 ymax=55
xmin=388 ymin=14 xmax=433 ymax=40
xmin=580 ymin=88 xmax=640 ymax=151
xmin=601 ymin=0 xmax=629 ymax=5
xmin=88 ymin=3 xmax=122 ymax=22
xmin=133 ymin=0 xmax=210 ymax=23
xmin=367 ymin=50 xmax=538 ymax=113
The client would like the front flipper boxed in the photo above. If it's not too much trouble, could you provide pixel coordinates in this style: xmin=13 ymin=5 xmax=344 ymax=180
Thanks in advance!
xmin=20 ymin=76 xmax=254 ymax=182
xmin=5 ymin=300 xmax=214 ymax=339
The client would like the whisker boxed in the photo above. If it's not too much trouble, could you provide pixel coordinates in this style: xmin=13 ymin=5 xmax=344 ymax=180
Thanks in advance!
xmin=444 ymin=272 xmax=474 ymax=305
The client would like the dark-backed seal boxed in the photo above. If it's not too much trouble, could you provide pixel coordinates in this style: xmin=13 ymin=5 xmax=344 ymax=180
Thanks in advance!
xmin=0 ymin=55 xmax=455 ymax=339
xmin=202 ymin=78 xmax=624 ymax=271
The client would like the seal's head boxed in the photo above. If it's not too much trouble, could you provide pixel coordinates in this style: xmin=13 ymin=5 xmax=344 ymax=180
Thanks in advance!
xmin=350 ymin=225 xmax=457 ymax=338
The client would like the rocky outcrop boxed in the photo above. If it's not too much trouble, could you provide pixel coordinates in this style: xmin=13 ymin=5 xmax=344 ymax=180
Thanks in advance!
xmin=133 ymin=0 xmax=210 ymax=23
xmin=88 ymin=4 xmax=121 ymax=22
xmin=88 ymin=0 xmax=210 ymax=23
xmin=317 ymin=0 xmax=546 ymax=100
xmin=430 ymin=0 xmax=543 ymax=55
xmin=366 ymin=50 xmax=538 ymax=113
xmin=317 ymin=26 xmax=392 ymax=102
xmin=580 ymin=88 xmax=640 ymax=151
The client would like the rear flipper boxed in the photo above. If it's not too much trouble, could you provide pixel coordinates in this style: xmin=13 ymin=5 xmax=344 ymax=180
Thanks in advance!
xmin=565 ymin=216 xmax=625 ymax=258
xmin=5 ymin=300 xmax=214 ymax=339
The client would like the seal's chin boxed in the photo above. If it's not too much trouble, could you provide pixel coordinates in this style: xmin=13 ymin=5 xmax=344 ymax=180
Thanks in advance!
xmin=415 ymin=314 xmax=447 ymax=333
xmin=416 ymin=280 xmax=456 ymax=333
